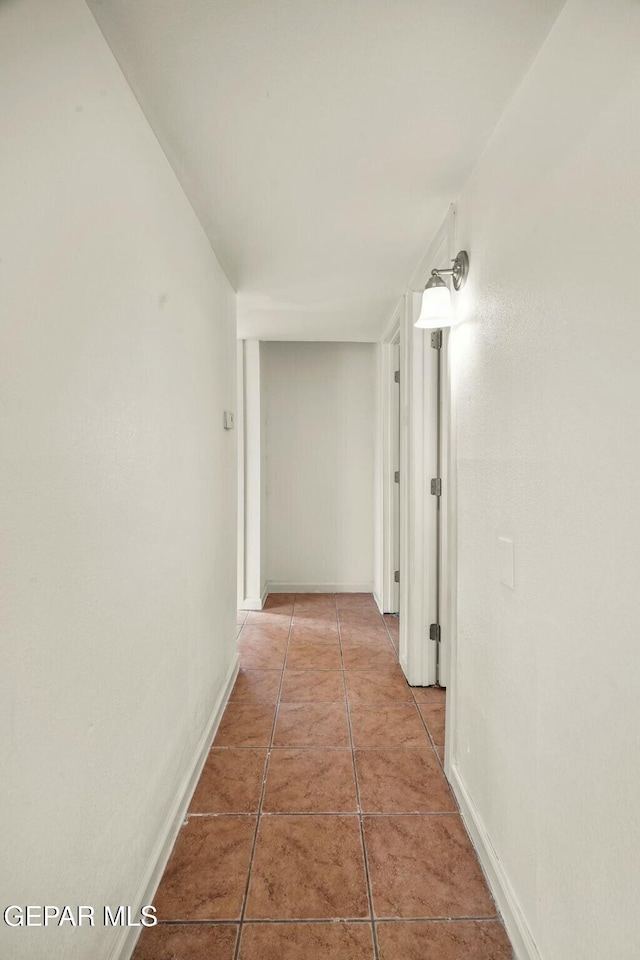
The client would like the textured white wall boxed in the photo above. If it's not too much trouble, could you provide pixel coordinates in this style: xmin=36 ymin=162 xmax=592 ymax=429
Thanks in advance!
xmin=263 ymin=342 xmax=376 ymax=591
xmin=0 ymin=2 xmax=237 ymax=958
xmin=451 ymin=2 xmax=640 ymax=958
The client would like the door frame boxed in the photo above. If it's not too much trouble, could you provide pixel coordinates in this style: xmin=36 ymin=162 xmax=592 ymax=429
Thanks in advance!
xmin=379 ymin=205 xmax=458 ymax=717
xmin=405 ymin=203 xmax=459 ymax=777
xmin=379 ymin=305 xmax=402 ymax=613
xmin=397 ymin=286 xmax=438 ymax=686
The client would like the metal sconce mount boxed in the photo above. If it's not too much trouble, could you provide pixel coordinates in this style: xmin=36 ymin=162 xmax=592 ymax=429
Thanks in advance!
xmin=429 ymin=250 xmax=469 ymax=291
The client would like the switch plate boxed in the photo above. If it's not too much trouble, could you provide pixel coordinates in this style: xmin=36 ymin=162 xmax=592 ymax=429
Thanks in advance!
xmin=223 ymin=411 xmax=235 ymax=430
xmin=498 ymin=537 xmax=515 ymax=589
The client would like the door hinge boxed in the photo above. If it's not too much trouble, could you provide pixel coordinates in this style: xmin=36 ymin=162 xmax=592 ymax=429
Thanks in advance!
xmin=394 ymin=570 xmax=400 ymax=583
xmin=430 ymin=330 xmax=442 ymax=349
xmin=394 ymin=470 xmax=400 ymax=484
xmin=429 ymin=623 xmax=441 ymax=643
xmin=430 ymin=478 xmax=442 ymax=496
xmin=394 ymin=369 xmax=400 ymax=383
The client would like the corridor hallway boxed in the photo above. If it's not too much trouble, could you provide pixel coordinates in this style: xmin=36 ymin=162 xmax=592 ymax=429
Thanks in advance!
xmin=133 ymin=594 xmax=512 ymax=959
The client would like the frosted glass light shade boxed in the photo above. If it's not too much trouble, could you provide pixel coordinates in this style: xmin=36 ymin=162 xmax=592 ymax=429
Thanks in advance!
xmin=415 ymin=276 xmax=454 ymax=328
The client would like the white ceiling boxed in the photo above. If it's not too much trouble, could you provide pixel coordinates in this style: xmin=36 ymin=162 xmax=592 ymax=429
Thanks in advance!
xmin=87 ymin=0 xmax=564 ymax=340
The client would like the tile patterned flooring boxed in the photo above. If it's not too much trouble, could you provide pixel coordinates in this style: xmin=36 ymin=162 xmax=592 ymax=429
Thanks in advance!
xmin=133 ymin=593 xmax=513 ymax=959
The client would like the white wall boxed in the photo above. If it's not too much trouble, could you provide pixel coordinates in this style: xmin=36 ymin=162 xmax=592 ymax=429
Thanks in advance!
xmin=0 ymin=3 xmax=237 ymax=959
xmin=262 ymin=342 xmax=376 ymax=592
xmin=450 ymin=2 xmax=640 ymax=958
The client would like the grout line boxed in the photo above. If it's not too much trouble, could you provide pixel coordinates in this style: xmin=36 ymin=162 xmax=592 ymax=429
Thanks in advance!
xmin=236 ymin=613 xmax=251 ymax=643
xmin=157 ymin=914 xmax=501 ymax=926
xmin=411 ymin=692 xmax=448 ymax=777
xmin=232 ymin=598 xmax=295 ymax=960
xmin=150 ymin=596 xmax=508 ymax=956
xmin=187 ymin=810 xmax=458 ymax=818
xmin=380 ymin=613 xmax=400 ymax=656
xmin=335 ymin=594 xmax=380 ymax=960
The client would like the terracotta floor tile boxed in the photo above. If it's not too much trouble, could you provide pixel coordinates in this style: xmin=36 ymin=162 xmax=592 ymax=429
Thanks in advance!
xmin=355 ymin=748 xmax=456 ymax=813
xmin=350 ymin=704 xmax=429 ymax=748
xmin=285 ymin=643 xmax=343 ymax=670
xmin=336 ymin=594 xmax=379 ymax=611
xmin=273 ymin=702 xmax=349 ymax=747
xmin=294 ymin=596 xmax=336 ymax=613
xmin=293 ymin=610 xmax=337 ymax=624
xmin=413 ymin=685 xmax=447 ymax=704
xmin=296 ymin=591 xmax=336 ymax=599
xmin=342 ymin=644 xmax=398 ymax=671
xmin=240 ymin=621 xmax=290 ymax=642
xmin=346 ymin=668 xmax=413 ymax=703
xmin=376 ymin=920 xmax=513 ymax=959
xmin=189 ymin=748 xmax=267 ymax=814
xmin=292 ymin=605 xmax=337 ymax=618
xmin=290 ymin=622 xmax=340 ymax=644
xmin=263 ymin=748 xmax=357 ymax=812
xmin=340 ymin=624 xmax=390 ymax=644
xmin=238 ymin=636 xmax=288 ymax=670
xmin=132 ymin=923 xmax=238 ymax=960
xmin=245 ymin=612 xmax=291 ymax=640
xmin=153 ymin=817 xmax=255 ymax=920
xmin=297 ymin=592 xmax=336 ymax=600
xmin=339 ymin=618 xmax=385 ymax=634
xmin=245 ymin=815 xmax=369 ymax=919
xmin=230 ymin=668 xmax=282 ymax=703
xmin=364 ymin=815 xmax=496 ymax=919
xmin=418 ymin=702 xmax=446 ymax=745
xmin=238 ymin=922 xmax=375 ymax=959
xmin=264 ymin=592 xmax=296 ymax=610
xmin=339 ymin=606 xmax=382 ymax=617
xmin=338 ymin=607 xmax=383 ymax=622
xmin=214 ymin=703 xmax=275 ymax=747
xmin=281 ymin=669 xmax=345 ymax=702
xmin=383 ymin=614 xmax=399 ymax=636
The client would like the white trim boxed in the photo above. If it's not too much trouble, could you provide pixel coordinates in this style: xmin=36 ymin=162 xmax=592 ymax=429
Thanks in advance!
xmin=441 ymin=203 xmax=459 ymax=774
xmin=241 ymin=340 xmax=266 ymax=609
xmin=267 ymin=581 xmax=374 ymax=594
xmin=399 ymin=286 xmax=439 ymax=686
xmin=113 ymin=654 xmax=239 ymax=960
xmin=398 ymin=205 xmax=459 ymax=694
xmin=375 ymin=305 xmax=402 ymax=615
xmin=450 ymin=763 xmax=541 ymax=960
xmin=380 ymin=318 xmax=401 ymax=614
xmin=380 ymin=296 xmax=404 ymax=343
xmin=240 ymin=582 xmax=268 ymax=611
xmin=236 ymin=340 xmax=245 ymax=608
xmin=240 ymin=597 xmax=264 ymax=611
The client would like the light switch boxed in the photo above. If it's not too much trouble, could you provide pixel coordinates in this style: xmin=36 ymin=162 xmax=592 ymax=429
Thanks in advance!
xmin=223 ymin=411 xmax=235 ymax=430
xmin=498 ymin=537 xmax=514 ymax=589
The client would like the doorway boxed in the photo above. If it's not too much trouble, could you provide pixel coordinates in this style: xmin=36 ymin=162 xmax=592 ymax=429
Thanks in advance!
xmin=380 ymin=208 xmax=457 ymax=710
xmin=381 ymin=326 xmax=401 ymax=617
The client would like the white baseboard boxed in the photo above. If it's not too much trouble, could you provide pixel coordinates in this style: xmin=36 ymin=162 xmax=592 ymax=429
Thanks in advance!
xmin=373 ymin=588 xmax=383 ymax=614
xmin=111 ymin=654 xmax=239 ymax=960
xmin=267 ymin=581 xmax=374 ymax=594
xmin=241 ymin=598 xmax=263 ymax=610
xmin=449 ymin=762 xmax=541 ymax=960
xmin=241 ymin=583 xmax=269 ymax=610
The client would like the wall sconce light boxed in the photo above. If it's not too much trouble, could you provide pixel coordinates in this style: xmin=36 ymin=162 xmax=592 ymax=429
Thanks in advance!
xmin=415 ymin=250 xmax=469 ymax=329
